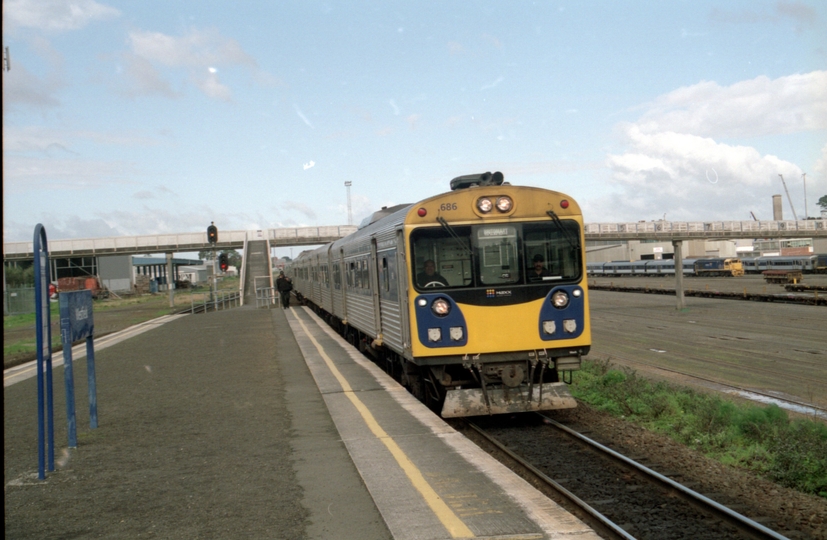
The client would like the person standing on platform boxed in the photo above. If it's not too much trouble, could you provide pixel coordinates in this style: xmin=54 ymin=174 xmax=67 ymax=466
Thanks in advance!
xmin=276 ymin=271 xmax=293 ymax=308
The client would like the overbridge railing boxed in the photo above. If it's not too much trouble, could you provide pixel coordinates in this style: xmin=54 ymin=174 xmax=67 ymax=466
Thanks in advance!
xmin=4 ymin=221 xmax=825 ymax=261
xmin=585 ymin=219 xmax=826 ymax=240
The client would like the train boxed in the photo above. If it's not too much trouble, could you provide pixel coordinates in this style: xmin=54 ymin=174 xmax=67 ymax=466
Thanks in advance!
xmin=287 ymin=172 xmax=591 ymax=418
xmin=588 ymin=255 xmax=827 ymax=277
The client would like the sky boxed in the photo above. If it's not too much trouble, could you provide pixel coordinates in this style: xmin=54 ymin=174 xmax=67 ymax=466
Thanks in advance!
xmin=3 ymin=0 xmax=826 ymax=258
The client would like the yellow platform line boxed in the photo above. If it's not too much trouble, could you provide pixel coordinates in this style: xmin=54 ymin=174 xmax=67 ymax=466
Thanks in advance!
xmin=293 ymin=314 xmax=475 ymax=539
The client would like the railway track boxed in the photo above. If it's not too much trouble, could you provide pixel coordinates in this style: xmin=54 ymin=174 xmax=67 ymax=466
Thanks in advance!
xmin=590 ymin=283 xmax=826 ymax=306
xmin=454 ymin=414 xmax=791 ymax=540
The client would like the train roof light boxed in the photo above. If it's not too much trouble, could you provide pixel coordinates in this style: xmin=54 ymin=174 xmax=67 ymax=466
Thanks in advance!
xmin=477 ymin=198 xmax=493 ymax=213
xmin=496 ymin=196 xmax=513 ymax=212
xmin=450 ymin=171 xmax=504 ymax=190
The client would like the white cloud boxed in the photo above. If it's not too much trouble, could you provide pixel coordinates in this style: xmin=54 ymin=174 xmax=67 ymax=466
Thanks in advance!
xmin=121 ymin=27 xmax=257 ymax=101
xmin=283 ymin=201 xmax=317 ymax=221
xmin=597 ymin=72 xmax=823 ymax=222
xmin=128 ymin=28 xmax=255 ymax=68
xmin=3 ymin=0 xmax=119 ymax=31
xmin=119 ymin=54 xmax=178 ymax=98
xmin=3 ymin=155 xmax=138 ymax=194
xmin=596 ymin=125 xmax=804 ymax=222
xmin=1 ymin=62 xmax=62 ymax=109
xmin=636 ymin=71 xmax=827 ymax=138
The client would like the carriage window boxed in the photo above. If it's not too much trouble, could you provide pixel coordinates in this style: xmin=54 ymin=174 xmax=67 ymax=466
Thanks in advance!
xmin=411 ymin=225 xmax=473 ymax=290
xmin=333 ymin=263 xmax=341 ymax=289
xmin=523 ymin=221 xmax=582 ymax=281
xmin=476 ymin=225 xmax=519 ymax=285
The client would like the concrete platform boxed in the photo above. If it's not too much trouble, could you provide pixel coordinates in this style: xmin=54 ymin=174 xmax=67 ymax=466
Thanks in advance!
xmin=5 ymin=304 xmax=598 ymax=539
xmin=287 ymin=306 xmax=599 ymax=540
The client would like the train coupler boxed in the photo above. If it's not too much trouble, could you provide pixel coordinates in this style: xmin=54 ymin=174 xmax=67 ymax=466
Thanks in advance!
xmin=441 ymin=381 xmax=576 ymax=418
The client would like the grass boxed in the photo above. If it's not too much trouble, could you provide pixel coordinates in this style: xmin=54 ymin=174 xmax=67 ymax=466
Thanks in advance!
xmin=571 ymin=358 xmax=827 ymax=498
xmin=3 ymin=277 xmax=242 ymax=368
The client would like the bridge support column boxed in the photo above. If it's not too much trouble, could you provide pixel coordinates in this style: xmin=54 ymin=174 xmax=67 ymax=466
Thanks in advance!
xmin=166 ymin=253 xmax=174 ymax=308
xmin=673 ymin=240 xmax=685 ymax=310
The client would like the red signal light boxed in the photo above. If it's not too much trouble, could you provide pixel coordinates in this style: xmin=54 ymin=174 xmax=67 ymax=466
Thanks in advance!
xmin=417 ymin=208 xmax=427 ymax=217
xmin=560 ymin=200 xmax=569 ymax=209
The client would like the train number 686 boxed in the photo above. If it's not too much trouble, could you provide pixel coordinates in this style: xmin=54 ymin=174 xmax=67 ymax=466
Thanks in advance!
xmin=439 ymin=202 xmax=458 ymax=211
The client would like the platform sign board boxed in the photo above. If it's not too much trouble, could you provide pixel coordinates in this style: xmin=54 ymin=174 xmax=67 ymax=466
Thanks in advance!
xmin=59 ymin=290 xmax=98 ymax=449
xmin=33 ymin=224 xmax=55 ymax=479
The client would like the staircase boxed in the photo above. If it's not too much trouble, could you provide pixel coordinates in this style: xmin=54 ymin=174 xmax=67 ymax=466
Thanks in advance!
xmin=243 ymin=240 xmax=272 ymax=305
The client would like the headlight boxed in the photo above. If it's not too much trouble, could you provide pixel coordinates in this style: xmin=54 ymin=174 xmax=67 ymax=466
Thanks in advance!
xmin=449 ymin=327 xmax=464 ymax=341
xmin=428 ymin=328 xmax=442 ymax=342
xmin=431 ymin=298 xmax=451 ymax=317
xmin=496 ymin=196 xmax=513 ymax=212
xmin=551 ymin=290 xmax=569 ymax=308
xmin=563 ymin=319 xmax=577 ymax=333
xmin=477 ymin=197 xmax=493 ymax=213
xmin=542 ymin=320 xmax=556 ymax=335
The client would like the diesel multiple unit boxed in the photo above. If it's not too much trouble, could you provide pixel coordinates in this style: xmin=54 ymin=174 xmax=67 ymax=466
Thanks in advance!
xmin=287 ymin=172 xmax=591 ymax=417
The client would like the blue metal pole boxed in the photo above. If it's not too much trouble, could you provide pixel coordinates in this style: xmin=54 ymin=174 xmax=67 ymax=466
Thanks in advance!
xmin=63 ymin=341 xmax=77 ymax=449
xmin=86 ymin=336 xmax=98 ymax=429
xmin=33 ymin=224 xmax=54 ymax=477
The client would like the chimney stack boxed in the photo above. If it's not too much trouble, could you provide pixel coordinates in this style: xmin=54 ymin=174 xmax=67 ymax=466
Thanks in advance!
xmin=772 ymin=194 xmax=783 ymax=220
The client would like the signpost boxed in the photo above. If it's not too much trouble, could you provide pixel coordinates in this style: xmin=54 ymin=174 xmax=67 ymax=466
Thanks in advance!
xmin=33 ymin=224 xmax=54 ymax=479
xmin=59 ymin=290 xmax=98 ymax=449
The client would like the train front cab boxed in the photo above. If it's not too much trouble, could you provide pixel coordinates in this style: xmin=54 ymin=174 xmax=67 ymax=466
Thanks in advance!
xmin=403 ymin=180 xmax=590 ymax=417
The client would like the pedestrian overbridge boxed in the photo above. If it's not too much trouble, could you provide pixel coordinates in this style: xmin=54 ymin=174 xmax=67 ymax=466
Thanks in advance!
xmin=3 ymin=220 xmax=825 ymax=262
xmin=2 ymin=226 xmax=359 ymax=261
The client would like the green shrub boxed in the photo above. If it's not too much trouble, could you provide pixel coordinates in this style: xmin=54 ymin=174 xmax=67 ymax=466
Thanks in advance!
xmin=571 ymin=359 xmax=827 ymax=497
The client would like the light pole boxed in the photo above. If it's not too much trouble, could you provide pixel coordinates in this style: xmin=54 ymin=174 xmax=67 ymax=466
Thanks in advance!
xmin=344 ymin=181 xmax=353 ymax=226
xmin=803 ymin=173 xmax=808 ymax=219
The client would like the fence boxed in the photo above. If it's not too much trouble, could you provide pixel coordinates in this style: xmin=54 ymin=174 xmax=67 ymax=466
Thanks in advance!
xmin=189 ymin=290 xmax=242 ymax=314
xmin=5 ymin=287 xmax=37 ymax=316
xmin=256 ymin=287 xmax=278 ymax=308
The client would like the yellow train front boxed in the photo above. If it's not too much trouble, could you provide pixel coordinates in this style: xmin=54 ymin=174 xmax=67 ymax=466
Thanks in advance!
xmin=404 ymin=172 xmax=590 ymax=417
xmin=287 ymin=172 xmax=591 ymax=417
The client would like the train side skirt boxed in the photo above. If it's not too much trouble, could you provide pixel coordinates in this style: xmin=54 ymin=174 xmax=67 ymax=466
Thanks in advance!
xmin=441 ymin=381 xmax=577 ymax=417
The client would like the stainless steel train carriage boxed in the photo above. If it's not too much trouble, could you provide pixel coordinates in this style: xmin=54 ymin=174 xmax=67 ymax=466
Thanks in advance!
xmin=287 ymin=172 xmax=591 ymax=417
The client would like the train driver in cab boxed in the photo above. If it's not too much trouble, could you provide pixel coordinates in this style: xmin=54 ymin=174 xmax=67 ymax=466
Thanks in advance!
xmin=529 ymin=254 xmax=552 ymax=281
xmin=417 ymin=259 xmax=449 ymax=287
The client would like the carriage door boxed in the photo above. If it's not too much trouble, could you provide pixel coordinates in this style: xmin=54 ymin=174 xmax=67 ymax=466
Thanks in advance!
xmin=376 ymin=244 xmax=401 ymax=351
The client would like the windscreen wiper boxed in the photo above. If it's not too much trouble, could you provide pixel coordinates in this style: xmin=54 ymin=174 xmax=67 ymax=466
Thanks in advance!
xmin=437 ymin=216 xmax=474 ymax=258
xmin=546 ymin=210 xmax=580 ymax=251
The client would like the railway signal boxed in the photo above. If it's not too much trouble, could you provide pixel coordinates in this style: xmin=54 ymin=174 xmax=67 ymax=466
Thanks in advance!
xmin=218 ymin=253 xmax=229 ymax=272
xmin=207 ymin=222 xmax=218 ymax=244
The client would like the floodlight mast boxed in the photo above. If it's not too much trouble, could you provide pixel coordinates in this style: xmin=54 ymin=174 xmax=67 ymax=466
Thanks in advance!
xmin=344 ymin=181 xmax=353 ymax=226
xmin=778 ymin=174 xmax=799 ymax=221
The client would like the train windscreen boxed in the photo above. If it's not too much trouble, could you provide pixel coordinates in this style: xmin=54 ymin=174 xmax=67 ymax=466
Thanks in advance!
xmin=410 ymin=220 xmax=582 ymax=290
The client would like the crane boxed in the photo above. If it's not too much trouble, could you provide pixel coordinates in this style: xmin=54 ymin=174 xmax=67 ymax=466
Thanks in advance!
xmin=778 ymin=174 xmax=798 ymax=221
